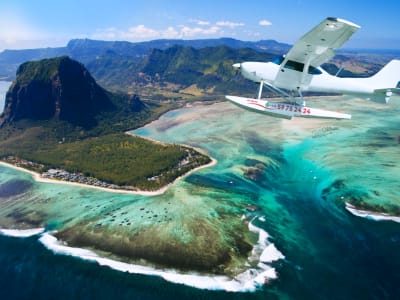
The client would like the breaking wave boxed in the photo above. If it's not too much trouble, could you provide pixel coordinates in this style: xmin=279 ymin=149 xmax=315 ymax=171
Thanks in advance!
xmin=36 ymin=220 xmax=284 ymax=292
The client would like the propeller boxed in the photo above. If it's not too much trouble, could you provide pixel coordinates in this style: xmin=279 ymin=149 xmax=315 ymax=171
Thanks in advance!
xmin=232 ymin=63 xmax=241 ymax=81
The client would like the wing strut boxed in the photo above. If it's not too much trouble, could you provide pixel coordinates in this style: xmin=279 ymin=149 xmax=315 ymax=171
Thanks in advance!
xmin=297 ymin=88 xmax=306 ymax=106
xmin=258 ymin=81 xmax=264 ymax=99
xmin=262 ymin=81 xmax=296 ymax=102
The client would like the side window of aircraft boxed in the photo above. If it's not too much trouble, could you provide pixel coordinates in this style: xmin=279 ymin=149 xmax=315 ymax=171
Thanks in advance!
xmin=308 ymin=65 xmax=322 ymax=75
xmin=284 ymin=60 xmax=304 ymax=72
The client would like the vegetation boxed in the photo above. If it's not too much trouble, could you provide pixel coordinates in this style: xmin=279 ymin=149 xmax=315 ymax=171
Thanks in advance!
xmin=2 ymin=38 xmax=398 ymax=98
xmin=2 ymin=40 xmax=395 ymax=190
xmin=140 ymin=45 xmax=276 ymax=98
xmin=0 ymin=56 xmax=211 ymax=191
xmin=0 ymin=89 xmax=200 ymax=190
xmin=16 ymin=56 xmax=66 ymax=84
xmin=0 ymin=131 xmax=210 ymax=190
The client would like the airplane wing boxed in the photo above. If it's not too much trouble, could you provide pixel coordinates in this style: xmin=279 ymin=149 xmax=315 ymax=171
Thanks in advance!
xmin=275 ymin=17 xmax=360 ymax=90
xmin=284 ymin=17 xmax=360 ymax=68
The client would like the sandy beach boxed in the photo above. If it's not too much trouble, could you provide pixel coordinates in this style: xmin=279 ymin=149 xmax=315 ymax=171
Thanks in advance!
xmin=0 ymin=157 xmax=217 ymax=196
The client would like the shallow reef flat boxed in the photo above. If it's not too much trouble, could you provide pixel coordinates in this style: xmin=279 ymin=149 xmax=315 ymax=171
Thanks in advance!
xmin=136 ymin=96 xmax=400 ymax=217
xmin=0 ymin=95 xmax=399 ymax=293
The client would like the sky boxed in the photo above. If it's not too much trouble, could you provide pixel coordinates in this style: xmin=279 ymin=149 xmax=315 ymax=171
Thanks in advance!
xmin=1 ymin=0 xmax=400 ymax=51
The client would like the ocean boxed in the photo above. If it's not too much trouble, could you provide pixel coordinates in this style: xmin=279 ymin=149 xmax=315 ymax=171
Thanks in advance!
xmin=1 ymin=96 xmax=400 ymax=299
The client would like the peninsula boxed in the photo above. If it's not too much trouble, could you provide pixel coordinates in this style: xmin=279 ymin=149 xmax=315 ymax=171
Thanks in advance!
xmin=0 ymin=56 xmax=211 ymax=191
xmin=0 ymin=58 xmax=268 ymax=287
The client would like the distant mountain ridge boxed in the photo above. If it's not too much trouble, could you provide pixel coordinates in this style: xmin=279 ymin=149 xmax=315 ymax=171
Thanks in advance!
xmin=1 ymin=38 xmax=399 ymax=98
xmin=0 ymin=38 xmax=291 ymax=80
xmin=139 ymin=45 xmax=275 ymax=96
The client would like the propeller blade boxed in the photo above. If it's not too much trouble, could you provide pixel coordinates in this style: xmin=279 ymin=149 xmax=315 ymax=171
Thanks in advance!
xmin=230 ymin=63 xmax=241 ymax=81
xmin=233 ymin=69 xmax=241 ymax=81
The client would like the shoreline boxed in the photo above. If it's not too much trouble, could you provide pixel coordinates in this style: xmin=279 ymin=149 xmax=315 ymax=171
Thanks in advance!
xmin=0 ymin=227 xmax=45 ymax=237
xmin=0 ymin=156 xmax=217 ymax=196
xmin=0 ymin=219 xmax=284 ymax=292
xmin=345 ymin=203 xmax=400 ymax=223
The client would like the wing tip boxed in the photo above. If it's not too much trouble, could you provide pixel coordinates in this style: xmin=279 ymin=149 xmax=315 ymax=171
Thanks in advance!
xmin=327 ymin=17 xmax=361 ymax=29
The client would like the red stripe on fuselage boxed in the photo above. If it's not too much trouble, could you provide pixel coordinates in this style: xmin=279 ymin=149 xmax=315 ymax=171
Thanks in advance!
xmin=246 ymin=100 xmax=265 ymax=109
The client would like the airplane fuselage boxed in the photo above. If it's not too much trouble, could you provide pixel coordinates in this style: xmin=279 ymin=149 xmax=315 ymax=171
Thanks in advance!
xmin=239 ymin=61 xmax=376 ymax=96
xmin=227 ymin=17 xmax=400 ymax=119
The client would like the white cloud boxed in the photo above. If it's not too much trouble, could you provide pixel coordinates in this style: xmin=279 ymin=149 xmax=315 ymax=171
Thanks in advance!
xmin=259 ymin=19 xmax=272 ymax=26
xmin=126 ymin=25 xmax=159 ymax=39
xmin=197 ymin=20 xmax=211 ymax=26
xmin=188 ymin=19 xmax=211 ymax=26
xmin=163 ymin=26 xmax=180 ymax=38
xmin=179 ymin=25 xmax=221 ymax=38
xmin=216 ymin=21 xmax=245 ymax=28
xmin=91 ymin=24 xmax=223 ymax=41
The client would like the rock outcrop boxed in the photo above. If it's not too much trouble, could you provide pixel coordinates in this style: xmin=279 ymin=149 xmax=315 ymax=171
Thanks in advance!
xmin=1 ymin=56 xmax=113 ymax=128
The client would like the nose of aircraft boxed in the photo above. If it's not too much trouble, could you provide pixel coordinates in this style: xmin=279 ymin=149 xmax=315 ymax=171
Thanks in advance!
xmin=232 ymin=63 xmax=241 ymax=69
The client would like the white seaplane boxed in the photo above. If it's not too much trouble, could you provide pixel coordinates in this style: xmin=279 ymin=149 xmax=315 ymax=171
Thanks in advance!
xmin=226 ymin=17 xmax=400 ymax=120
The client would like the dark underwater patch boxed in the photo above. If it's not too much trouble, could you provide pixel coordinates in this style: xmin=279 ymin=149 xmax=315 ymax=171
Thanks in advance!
xmin=364 ymin=127 xmax=399 ymax=148
xmin=0 ymin=179 xmax=33 ymax=198
xmin=185 ymin=173 xmax=260 ymax=197
xmin=243 ymin=130 xmax=283 ymax=160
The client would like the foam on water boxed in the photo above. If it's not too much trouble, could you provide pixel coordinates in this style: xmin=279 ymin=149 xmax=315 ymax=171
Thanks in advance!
xmin=0 ymin=228 xmax=45 ymax=237
xmin=1 ymin=98 xmax=400 ymax=298
xmin=346 ymin=203 xmax=400 ymax=223
xmin=248 ymin=221 xmax=285 ymax=263
xmin=38 ymin=220 xmax=284 ymax=292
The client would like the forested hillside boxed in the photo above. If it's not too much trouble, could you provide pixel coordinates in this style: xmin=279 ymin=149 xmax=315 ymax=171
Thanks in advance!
xmin=2 ymin=38 xmax=398 ymax=99
xmin=0 ymin=56 xmax=209 ymax=191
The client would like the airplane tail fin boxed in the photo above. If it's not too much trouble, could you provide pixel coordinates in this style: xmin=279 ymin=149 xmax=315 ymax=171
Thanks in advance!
xmin=365 ymin=60 xmax=400 ymax=103
xmin=367 ymin=59 xmax=400 ymax=89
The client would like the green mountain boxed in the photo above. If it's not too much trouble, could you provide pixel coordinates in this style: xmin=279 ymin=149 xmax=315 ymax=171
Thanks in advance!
xmin=141 ymin=45 xmax=276 ymax=96
xmin=1 ymin=56 xmax=113 ymax=128
xmin=0 ymin=38 xmax=290 ymax=81
xmin=0 ymin=56 xmax=209 ymax=191
xmin=1 ymin=38 xmax=399 ymax=99
xmin=0 ymin=56 xmax=158 ymax=136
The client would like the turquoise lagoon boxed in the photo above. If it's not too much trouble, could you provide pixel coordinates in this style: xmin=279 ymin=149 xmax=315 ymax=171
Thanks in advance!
xmin=0 ymin=96 xmax=399 ymax=299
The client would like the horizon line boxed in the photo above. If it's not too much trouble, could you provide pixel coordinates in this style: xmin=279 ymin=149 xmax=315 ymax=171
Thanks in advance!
xmin=1 ymin=37 xmax=400 ymax=53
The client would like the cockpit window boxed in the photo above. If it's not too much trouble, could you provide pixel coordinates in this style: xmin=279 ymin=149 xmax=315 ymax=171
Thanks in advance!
xmin=271 ymin=55 xmax=285 ymax=65
xmin=272 ymin=56 xmax=322 ymax=75
xmin=308 ymin=65 xmax=322 ymax=75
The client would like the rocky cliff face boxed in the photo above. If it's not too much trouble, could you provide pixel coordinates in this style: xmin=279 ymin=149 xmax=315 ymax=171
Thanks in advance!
xmin=0 ymin=56 xmax=113 ymax=128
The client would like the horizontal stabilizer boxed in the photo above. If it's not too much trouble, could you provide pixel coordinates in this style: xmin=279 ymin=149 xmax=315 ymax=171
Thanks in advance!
xmin=226 ymin=96 xmax=351 ymax=120
xmin=369 ymin=88 xmax=400 ymax=104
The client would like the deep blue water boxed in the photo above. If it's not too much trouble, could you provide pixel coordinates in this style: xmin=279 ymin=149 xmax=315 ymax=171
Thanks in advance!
xmin=1 ymin=190 xmax=399 ymax=299
xmin=1 ymin=100 xmax=400 ymax=299
xmin=0 ymin=235 xmax=279 ymax=300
